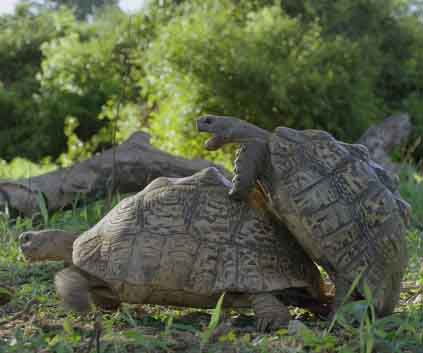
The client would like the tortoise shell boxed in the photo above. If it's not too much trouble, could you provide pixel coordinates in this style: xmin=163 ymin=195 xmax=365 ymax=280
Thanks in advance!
xmin=72 ymin=167 xmax=323 ymax=308
xmin=261 ymin=127 xmax=409 ymax=314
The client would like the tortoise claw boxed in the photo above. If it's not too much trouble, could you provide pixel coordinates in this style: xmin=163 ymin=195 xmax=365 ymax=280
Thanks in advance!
xmin=256 ymin=317 xmax=270 ymax=332
xmin=256 ymin=316 xmax=289 ymax=332
xmin=251 ymin=294 xmax=291 ymax=332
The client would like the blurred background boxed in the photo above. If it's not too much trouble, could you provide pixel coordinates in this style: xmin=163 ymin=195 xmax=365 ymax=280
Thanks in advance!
xmin=1 ymin=3 xmax=423 ymax=352
xmin=0 ymin=0 xmax=423 ymax=174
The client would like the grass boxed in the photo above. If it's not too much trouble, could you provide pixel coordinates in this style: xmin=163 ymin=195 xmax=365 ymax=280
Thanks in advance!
xmin=0 ymin=164 xmax=422 ymax=352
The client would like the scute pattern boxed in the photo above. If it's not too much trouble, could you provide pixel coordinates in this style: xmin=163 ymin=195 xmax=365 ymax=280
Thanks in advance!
xmin=73 ymin=168 xmax=322 ymax=305
xmin=265 ymin=129 xmax=409 ymax=314
xmin=195 ymin=115 xmax=409 ymax=316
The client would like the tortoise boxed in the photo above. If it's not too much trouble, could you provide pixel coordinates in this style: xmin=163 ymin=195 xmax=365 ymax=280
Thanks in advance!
xmin=20 ymin=167 xmax=331 ymax=331
xmin=197 ymin=115 xmax=410 ymax=316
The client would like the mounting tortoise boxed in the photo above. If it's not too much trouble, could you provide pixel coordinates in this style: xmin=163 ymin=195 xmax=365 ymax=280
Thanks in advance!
xmin=20 ymin=167 xmax=331 ymax=331
xmin=197 ymin=115 xmax=410 ymax=317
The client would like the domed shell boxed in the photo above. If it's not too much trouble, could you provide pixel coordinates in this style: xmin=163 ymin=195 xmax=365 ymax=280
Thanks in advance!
xmin=72 ymin=167 xmax=322 ymax=305
xmin=265 ymin=127 xmax=409 ymax=313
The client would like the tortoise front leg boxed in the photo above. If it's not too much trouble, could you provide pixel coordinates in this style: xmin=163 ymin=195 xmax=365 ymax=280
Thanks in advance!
xmin=372 ymin=272 xmax=402 ymax=317
xmin=55 ymin=266 xmax=93 ymax=313
xmin=230 ymin=142 xmax=268 ymax=200
xmin=250 ymin=293 xmax=291 ymax=332
xmin=55 ymin=266 xmax=119 ymax=313
xmin=91 ymin=287 xmax=121 ymax=311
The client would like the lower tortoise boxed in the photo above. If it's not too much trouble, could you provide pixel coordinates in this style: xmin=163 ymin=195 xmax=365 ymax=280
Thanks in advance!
xmin=20 ymin=167 xmax=330 ymax=331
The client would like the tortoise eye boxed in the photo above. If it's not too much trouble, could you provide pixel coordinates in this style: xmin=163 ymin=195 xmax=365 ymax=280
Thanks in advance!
xmin=204 ymin=117 xmax=212 ymax=124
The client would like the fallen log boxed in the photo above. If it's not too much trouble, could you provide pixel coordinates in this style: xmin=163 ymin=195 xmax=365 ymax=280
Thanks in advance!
xmin=0 ymin=114 xmax=412 ymax=219
xmin=357 ymin=113 xmax=412 ymax=172
xmin=0 ymin=132 xmax=226 ymax=218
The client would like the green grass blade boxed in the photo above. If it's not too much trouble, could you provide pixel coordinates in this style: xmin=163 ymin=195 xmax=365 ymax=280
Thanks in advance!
xmin=201 ymin=292 xmax=225 ymax=345
xmin=37 ymin=191 xmax=49 ymax=226
xmin=327 ymin=268 xmax=366 ymax=333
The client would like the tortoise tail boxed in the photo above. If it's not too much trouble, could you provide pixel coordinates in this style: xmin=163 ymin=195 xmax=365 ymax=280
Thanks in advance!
xmin=55 ymin=266 xmax=92 ymax=313
xmin=299 ymin=279 xmax=335 ymax=318
xmin=318 ymin=278 xmax=334 ymax=305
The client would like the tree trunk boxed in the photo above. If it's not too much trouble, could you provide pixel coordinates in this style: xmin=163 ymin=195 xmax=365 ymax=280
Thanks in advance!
xmin=357 ymin=113 xmax=412 ymax=173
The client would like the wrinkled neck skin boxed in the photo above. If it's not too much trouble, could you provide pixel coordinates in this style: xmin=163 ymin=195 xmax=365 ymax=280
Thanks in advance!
xmin=232 ymin=122 xmax=270 ymax=145
xmin=237 ymin=143 xmax=277 ymax=219
xmin=197 ymin=115 xmax=271 ymax=148
xmin=50 ymin=236 xmax=76 ymax=264
xmin=40 ymin=231 xmax=78 ymax=264
xmin=231 ymin=124 xmax=276 ymax=210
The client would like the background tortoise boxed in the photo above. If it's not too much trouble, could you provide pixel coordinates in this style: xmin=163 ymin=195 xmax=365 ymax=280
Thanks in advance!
xmin=20 ymin=167 xmax=330 ymax=331
xmin=197 ymin=115 xmax=410 ymax=316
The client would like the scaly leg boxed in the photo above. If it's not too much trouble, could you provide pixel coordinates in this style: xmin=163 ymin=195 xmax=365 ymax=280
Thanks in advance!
xmin=91 ymin=287 xmax=121 ymax=311
xmin=373 ymin=273 xmax=402 ymax=317
xmin=55 ymin=266 xmax=92 ymax=313
xmin=230 ymin=142 xmax=268 ymax=200
xmin=250 ymin=293 xmax=291 ymax=332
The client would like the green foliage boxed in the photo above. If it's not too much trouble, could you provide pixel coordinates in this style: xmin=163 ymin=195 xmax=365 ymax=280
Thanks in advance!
xmin=301 ymin=329 xmax=338 ymax=353
xmin=33 ymin=0 xmax=119 ymax=20
xmin=399 ymin=165 xmax=423 ymax=226
xmin=201 ymin=292 xmax=225 ymax=345
xmin=324 ymin=299 xmax=423 ymax=353
xmin=0 ymin=5 xmax=154 ymax=165
xmin=0 ymin=157 xmax=56 ymax=179
xmin=142 ymin=1 xmax=370 ymax=158
xmin=36 ymin=8 xmax=154 ymax=165
xmin=0 ymin=4 xmax=78 ymax=161
xmin=406 ymin=228 xmax=423 ymax=283
xmin=2 ymin=0 xmax=423 ymax=165
xmin=141 ymin=0 xmax=423 ymax=161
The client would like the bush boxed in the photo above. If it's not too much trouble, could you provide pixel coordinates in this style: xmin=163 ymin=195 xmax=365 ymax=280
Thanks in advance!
xmin=143 ymin=0 xmax=382 ymax=161
xmin=0 ymin=4 xmax=79 ymax=161
xmin=2 ymin=0 xmax=423 ymax=165
xmin=0 ymin=157 xmax=56 ymax=179
xmin=36 ymin=8 xmax=157 ymax=165
xmin=0 ymin=4 xmax=155 ymax=164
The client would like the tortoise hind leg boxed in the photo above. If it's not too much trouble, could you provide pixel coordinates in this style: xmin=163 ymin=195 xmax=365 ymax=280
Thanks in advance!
xmin=373 ymin=272 xmax=402 ymax=317
xmin=333 ymin=275 xmax=353 ymax=315
xmin=250 ymin=293 xmax=291 ymax=332
xmin=55 ymin=266 xmax=92 ymax=313
xmin=333 ymin=274 xmax=401 ymax=319
xmin=56 ymin=266 xmax=121 ymax=312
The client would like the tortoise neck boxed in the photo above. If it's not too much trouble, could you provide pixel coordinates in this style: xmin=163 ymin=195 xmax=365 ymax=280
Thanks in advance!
xmin=238 ymin=121 xmax=270 ymax=143
xmin=55 ymin=232 xmax=79 ymax=263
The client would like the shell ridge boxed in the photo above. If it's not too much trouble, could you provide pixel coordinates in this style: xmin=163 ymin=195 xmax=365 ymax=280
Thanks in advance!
xmin=182 ymin=181 xmax=202 ymax=232
xmin=292 ymin=157 xmax=361 ymax=198
xmin=335 ymin=190 xmax=388 ymax=274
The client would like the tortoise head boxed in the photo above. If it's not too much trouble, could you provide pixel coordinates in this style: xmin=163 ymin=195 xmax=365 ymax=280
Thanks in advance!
xmin=197 ymin=115 xmax=270 ymax=150
xmin=19 ymin=229 xmax=78 ymax=264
